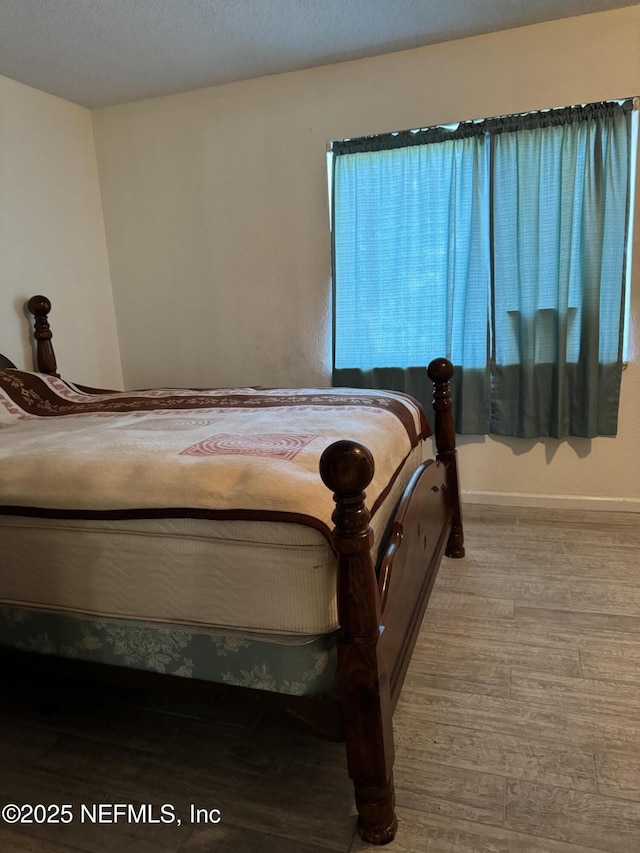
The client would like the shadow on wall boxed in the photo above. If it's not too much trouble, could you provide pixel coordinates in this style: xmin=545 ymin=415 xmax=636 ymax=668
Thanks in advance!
xmin=456 ymin=432 xmax=600 ymax=464
xmin=16 ymin=295 xmax=36 ymax=371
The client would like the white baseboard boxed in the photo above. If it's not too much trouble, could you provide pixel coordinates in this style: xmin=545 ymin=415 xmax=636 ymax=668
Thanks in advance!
xmin=462 ymin=490 xmax=640 ymax=513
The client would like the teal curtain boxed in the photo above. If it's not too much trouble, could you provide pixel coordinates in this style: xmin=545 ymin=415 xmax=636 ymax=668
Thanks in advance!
xmin=332 ymin=127 xmax=491 ymax=433
xmin=331 ymin=102 xmax=633 ymax=438
xmin=490 ymin=103 xmax=631 ymax=437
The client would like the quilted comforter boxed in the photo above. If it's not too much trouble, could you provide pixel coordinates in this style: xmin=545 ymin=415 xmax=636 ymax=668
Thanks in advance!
xmin=0 ymin=370 xmax=430 ymax=540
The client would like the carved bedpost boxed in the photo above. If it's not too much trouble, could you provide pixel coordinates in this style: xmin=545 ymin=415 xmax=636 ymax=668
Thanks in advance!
xmin=427 ymin=358 xmax=465 ymax=558
xmin=320 ymin=440 xmax=397 ymax=845
xmin=27 ymin=295 xmax=59 ymax=377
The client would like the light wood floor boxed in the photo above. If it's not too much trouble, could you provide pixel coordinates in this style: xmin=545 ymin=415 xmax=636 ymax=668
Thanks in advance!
xmin=2 ymin=505 xmax=640 ymax=852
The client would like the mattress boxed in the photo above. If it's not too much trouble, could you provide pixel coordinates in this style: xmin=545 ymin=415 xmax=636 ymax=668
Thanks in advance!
xmin=0 ymin=445 xmax=421 ymax=636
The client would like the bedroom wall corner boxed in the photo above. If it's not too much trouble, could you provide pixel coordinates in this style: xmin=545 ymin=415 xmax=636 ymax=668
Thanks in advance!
xmin=0 ymin=74 xmax=123 ymax=389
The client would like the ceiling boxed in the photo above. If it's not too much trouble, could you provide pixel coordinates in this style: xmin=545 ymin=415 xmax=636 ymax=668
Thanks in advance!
xmin=1 ymin=0 xmax=637 ymax=109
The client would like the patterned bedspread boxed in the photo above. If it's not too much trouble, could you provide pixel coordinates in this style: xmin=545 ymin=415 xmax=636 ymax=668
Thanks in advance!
xmin=0 ymin=370 xmax=430 ymax=539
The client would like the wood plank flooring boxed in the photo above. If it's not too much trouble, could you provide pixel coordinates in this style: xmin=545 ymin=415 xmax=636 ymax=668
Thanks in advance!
xmin=2 ymin=505 xmax=640 ymax=852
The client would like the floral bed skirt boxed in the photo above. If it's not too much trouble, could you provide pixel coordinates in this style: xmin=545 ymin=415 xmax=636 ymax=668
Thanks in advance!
xmin=0 ymin=606 xmax=338 ymax=698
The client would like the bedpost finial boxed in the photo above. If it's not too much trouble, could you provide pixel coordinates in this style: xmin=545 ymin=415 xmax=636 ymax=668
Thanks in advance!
xmin=427 ymin=357 xmax=454 ymax=384
xmin=27 ymin=295 xmax=52 ymax=318
xmin=26 ymin=294 xmax=58 ymax=377
xmin=319 ymin=440 xmax=374 ymax=495
xmin=427 ymin=358 xmax=465 ymax=558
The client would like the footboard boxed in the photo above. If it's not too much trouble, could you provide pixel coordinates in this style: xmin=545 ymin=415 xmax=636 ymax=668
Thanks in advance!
xmin=319 ymin=357 xmax=464 ymax=844
xmin=378 ymin=458 xmax=451 ymax=708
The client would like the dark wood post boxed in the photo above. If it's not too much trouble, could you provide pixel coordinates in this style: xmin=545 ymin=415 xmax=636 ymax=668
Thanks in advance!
xmin=320 ymin=440 xmax=397 ymax=845
xmin=427 ymin=358 xmax=465 ymax=558
xmin=27 ymin=295 xmax=59 ymax=377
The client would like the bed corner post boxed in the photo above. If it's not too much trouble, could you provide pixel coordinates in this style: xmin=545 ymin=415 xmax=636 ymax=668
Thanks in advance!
xmin=320 ymin=440 xmax=397 ymax=846
xmin=27 ymin=295 xmax=59 ymax=377
xmin=427 ymin=358 xmax=465 ymax=558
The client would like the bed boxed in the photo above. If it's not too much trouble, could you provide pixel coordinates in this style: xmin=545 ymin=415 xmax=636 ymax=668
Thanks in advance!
xmin=0 ymin=295 xmax=465 ymax=845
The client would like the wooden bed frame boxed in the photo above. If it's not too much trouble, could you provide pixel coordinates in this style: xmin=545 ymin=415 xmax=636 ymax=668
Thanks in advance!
xmin=0 ymin=295 xmax=465 ymax=845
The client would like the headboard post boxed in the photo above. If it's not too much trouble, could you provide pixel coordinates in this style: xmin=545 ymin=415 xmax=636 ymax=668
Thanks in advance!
xmin=27 ymin=295 xmax=59 ymax=377
xmin=427 ymin=358 xmax=465 ymax=558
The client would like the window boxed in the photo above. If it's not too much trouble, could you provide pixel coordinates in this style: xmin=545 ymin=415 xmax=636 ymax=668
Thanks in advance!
xmin=330 ymin=101 xmax=637 ymax=438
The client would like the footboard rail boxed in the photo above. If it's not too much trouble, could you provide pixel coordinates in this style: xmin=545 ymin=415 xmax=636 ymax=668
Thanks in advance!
xmin=377 ymin=458 xmax=451 ymax=708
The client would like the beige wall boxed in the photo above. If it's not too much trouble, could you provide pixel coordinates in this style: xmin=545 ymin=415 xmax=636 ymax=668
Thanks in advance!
xmin=0 ymin=76 xmax=122 ymax=388
xmin=89 ymin=7 xmax=639 ymax=507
